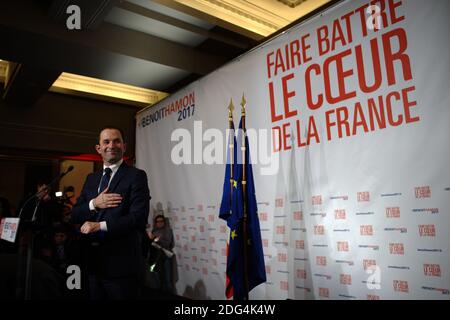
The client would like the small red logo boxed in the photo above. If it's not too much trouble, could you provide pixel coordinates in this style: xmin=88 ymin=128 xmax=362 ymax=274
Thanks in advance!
xmin=314 ymin=225 xmax=325 ymax=235
xmin=319 ymin=287 xmax=329 ymax=298
xmin=208 ymin=214 xmax=214 ymax=222
xmin=259 ymin=212 xmax=268 ymax=221
xmin=337 ymin=241 xmax=349 ymax=252
xmin=197 ymin=204 xmax=203 ymax=211
xmin=363 ymin=259 xmax=376 ymax=271
xmin=192 ymin=256 xmax=197 ymax=263
xmin=297 ymin=269 xmax=307 ymax=279
xmin=357 ymin=191 xmax=370 ymax=202
xmin=415 ymin=186 xmax=431 ymax=198
xmin=202 ymin=267 xmax=208 ymax=275
xmin=296 ymin=240 xmax=305 ymax=250
xmin=278 ymin=252 xmax=287 ymax=263
xmin=293 ymin=211 xmax=303 ymax=220
xmin=389 ymin=243 xmax=405 ymax=255
xmin=393 ymin=280 xmax=409 ymax=293
xmin=424 ymin=264 xmax=441 ymax=277
xmin=262 ymin=239 xmax=269 ymax=248
xmin=275 ymin=198 xmax=284 ymax=208
xmin=419 ymin=224 xmax=436 ymax=237
xmin=360 ymin=225 xmax=373 ymax=236
xmin=276 ymin=225 xmax=285 ymax=235
xmin=367 ymin=294 xmax=380 ymax=300
xmin=386 ymin=207 xmax=401 ymax=218
xmin=312 ymin=195 xmax=322 ymax=205
xmin=201 ymin=246 xmax=206 ymax=254
xmin=334 ymin=209 xmax=346 ymax=220
xmin=280 ymin=281 xmax=289 ymax=291
xmin=209 ymin=237 xmax=215 ymax=244
xmin=220 ymin=225 xmax=226 ymax=233
xmin=199 ymin=225 xmax=205 ymax=233
xmin=340 ymin=274 xmax=352 ymax=285
xmin=316 ymin=256 xmax=327 ymax=266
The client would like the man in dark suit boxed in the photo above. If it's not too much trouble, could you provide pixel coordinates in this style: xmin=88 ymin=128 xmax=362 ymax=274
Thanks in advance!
xmin=72 ymin=126 xmax=150 ymax=299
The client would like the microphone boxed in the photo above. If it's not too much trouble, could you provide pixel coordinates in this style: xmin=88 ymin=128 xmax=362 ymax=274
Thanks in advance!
xmin=60 ymin=165 xmax=74 ymax=177
xmin=61 ymin=165 xmax=74 ymax=179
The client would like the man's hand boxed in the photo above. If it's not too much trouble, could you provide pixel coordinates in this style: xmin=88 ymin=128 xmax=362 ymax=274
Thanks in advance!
xmin=93 ymin=188 xmax=122 ymax=209
xmin=146 ymin=230 xmax=156 ymax=240
xmin=80 ymin=221 xmax=101 ymax=234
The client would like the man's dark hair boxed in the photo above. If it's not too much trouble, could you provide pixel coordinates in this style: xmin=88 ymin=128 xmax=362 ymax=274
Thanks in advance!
xmin=98 ymin=126 xmax=126 ymax=143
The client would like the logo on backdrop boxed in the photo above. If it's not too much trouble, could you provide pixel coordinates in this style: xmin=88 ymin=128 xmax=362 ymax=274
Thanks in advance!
xmin=139 ymin=92 xmax=195 ymax=127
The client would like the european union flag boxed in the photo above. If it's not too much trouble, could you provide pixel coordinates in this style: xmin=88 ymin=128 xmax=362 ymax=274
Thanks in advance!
xmin=219 ymin=120 xmax=236 ymax=222
xmin=219 ymin=117 xmax=266 ymax=300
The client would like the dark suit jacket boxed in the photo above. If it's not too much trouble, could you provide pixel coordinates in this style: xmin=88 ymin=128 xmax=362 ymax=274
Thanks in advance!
xmin=71 ymin=162 xmax=150 ymax=278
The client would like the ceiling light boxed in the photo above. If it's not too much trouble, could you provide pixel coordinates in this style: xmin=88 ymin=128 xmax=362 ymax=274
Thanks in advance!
xmin=50 ymin=72 xmax=169 ymax=107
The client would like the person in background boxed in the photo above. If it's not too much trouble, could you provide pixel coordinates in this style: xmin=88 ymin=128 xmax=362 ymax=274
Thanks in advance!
xmin=146 ymin=214 xmax=176 ymax=294
xmin=19 ymin=181 xmax=61 ymax=226
xmin=15 ymin=182 xmax=61 ymax=261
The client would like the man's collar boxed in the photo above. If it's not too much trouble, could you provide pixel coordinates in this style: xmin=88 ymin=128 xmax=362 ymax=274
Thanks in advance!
xmin=103 ymin=159 xmax=123 ymax=172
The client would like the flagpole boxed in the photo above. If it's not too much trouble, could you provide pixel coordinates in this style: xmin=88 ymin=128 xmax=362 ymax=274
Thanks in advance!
xmin=240 ymin=94 xmax=249 ymax=300
xmin=228 ymin=99 xmax=235 ymax=206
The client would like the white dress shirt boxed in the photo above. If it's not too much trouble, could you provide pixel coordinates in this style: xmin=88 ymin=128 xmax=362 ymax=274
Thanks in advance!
xmin=88 ymin=159 xmax=123 ymax=231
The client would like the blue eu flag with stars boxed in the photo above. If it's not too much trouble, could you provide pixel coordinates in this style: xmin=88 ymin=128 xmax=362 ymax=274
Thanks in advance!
xmin=219 ymin=118 xmax=266 ymax=299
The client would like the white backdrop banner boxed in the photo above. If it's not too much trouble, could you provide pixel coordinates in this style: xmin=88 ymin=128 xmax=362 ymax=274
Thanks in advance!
xmin=136 ymin=0 xmax=450 ymax=299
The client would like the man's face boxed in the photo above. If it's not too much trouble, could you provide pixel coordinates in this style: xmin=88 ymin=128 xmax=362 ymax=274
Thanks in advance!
xmin=96 ymin=129 xmax=126 ymax=165
xmin=54 ymin=232 xmax=67 ymax=246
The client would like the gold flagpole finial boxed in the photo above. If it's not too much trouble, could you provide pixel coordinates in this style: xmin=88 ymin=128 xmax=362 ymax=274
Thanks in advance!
xmin=228 ymin=98 xmax=235 ymax=120
xmin=240 ymin=93 xmax=246 ymax=115
xmin=228 ymin=98 xmax=235 ymax=112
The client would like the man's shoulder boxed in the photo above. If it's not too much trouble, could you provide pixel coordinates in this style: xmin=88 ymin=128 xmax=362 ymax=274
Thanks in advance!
xmin=86 ymin=170 xmax=101 ymax=180
xmin=121 ymin=163 xmax=148 ymax=178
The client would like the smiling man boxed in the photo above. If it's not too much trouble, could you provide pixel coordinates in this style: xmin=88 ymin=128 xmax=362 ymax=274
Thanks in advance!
xmin=72 ymin=126 xmax=151 ymax=299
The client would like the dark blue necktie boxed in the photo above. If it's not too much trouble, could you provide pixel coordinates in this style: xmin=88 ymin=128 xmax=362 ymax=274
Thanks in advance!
xmin=98 ymin=167 xmax=112 ymax=194
xmin=96 ymin=167 xmax=112 ymax=224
